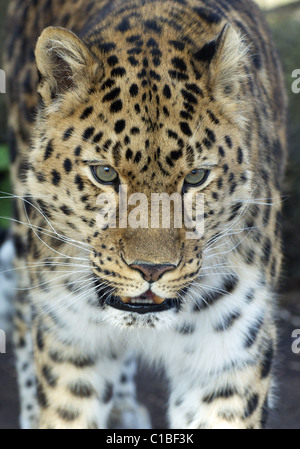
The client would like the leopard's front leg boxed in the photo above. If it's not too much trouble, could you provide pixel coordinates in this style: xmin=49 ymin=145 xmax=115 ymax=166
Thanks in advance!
xmin=164 ymin=308 xmax=276 ymax=429
xmin=32 ymin=321 xmax=117 ymax=429
xmin=168 ymin=360 xmax=272 ymax=429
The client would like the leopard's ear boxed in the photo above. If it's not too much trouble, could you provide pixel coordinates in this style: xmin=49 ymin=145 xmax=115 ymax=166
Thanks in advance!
xmin=197 ymin=23 xmax=249 ymax=120
xmin=210 ymin=23 xmax=249 ymax=98
xmin=35 ymin=27 xmax=101 ymax=105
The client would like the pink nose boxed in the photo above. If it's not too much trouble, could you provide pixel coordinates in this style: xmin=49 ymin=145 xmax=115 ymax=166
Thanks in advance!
xmin=130 ymin=263 xmax=175 ymax=282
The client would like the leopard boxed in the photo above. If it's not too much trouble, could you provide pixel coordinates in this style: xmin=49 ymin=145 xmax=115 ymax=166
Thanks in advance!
xmin=3 ymin=0 xmax=287 ymax=429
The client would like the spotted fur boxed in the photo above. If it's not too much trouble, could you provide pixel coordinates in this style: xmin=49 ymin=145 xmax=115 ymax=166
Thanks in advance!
xmin=4 ymin=0 xmax=287 ymax=429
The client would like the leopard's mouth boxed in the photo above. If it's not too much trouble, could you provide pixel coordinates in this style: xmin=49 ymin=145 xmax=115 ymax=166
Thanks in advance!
xmin=105 ymin=289 xmax=177 ymax=314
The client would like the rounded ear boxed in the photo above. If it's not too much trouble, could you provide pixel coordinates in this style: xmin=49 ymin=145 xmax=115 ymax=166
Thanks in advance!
xmin=194 ymin=23 xmax=250 ymax=126
xmin=209 ymin=23 xmax=249 ymax=98
xmin=35 ymin=26 xmax=102 ymax=104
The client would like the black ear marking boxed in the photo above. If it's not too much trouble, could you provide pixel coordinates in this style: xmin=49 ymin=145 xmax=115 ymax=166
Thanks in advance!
xmin=194 ymin=23 xmax=230 ymax=64
xmin=194 ymin=39 xmax=217 ymax=63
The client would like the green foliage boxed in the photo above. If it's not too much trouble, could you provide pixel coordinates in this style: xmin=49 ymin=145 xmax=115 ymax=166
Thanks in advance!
xmin=0 ymin=144 xmax=12 ymax=229
xmin=0 ymin=144 xmax=9 ymax=170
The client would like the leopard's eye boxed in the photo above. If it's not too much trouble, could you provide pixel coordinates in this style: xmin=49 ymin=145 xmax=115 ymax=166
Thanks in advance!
xmin=184 ymin=169 xmax=210 ymax=187
xmin=92 ymin=165 xmax=119 ymax=184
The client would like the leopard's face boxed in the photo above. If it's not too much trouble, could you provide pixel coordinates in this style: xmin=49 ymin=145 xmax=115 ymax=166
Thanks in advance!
xmin=27 ymin=23 xmax=252 ymax=325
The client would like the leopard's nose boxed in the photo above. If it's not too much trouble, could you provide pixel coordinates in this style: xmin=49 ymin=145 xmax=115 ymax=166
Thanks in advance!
xmin=130 ymin=262 xmax=176 ymax=282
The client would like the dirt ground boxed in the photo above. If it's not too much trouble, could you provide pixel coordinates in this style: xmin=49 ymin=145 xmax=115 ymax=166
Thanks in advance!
xmin=0 ymin=294 xmax=299 ymax=429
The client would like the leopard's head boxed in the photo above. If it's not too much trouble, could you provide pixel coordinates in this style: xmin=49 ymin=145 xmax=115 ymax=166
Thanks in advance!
xmin=28 ymin=19 xmax=253 ymax=328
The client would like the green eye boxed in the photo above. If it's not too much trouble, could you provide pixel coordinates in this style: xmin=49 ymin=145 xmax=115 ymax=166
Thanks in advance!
xmin=92 ymin=165 xmax=119 ymax=184
xmin=184 ymin=169 xmax=210 ymax=187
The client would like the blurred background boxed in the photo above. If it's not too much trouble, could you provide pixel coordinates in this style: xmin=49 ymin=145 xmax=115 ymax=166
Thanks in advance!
xmin=0 ymin=0 xmax=299 ymax=429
